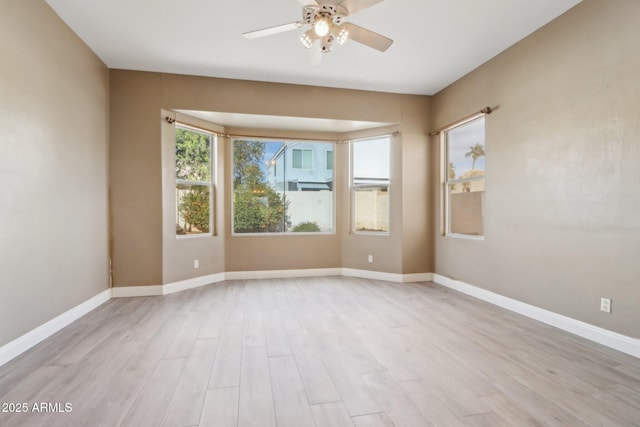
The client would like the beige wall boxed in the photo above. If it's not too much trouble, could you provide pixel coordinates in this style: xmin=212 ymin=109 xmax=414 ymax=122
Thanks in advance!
xmin=400 ymin=96 xmax=433 ymax=274
xmin=109 ymin=72 xmax=433 ymax=284
xmin=0 ymin=0 xmax=110 ymax=346
xmin=110 ymin=72 xmax=163 ymax=286
xmin=432 ymin=0 xmax=640 ymax=337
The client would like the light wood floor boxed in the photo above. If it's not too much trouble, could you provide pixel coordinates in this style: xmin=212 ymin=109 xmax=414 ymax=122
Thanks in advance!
xmin=1 ymin=277 xmax=639 ymax=426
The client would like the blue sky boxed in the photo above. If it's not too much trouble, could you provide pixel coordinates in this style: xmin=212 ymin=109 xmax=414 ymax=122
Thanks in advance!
xmin=353 ymin=136 xmax=390 ymax=179
xmin=264 ymin=141 xmax=284 ymax=162
xmin=448 ymin=118 xmax=485 ymax=179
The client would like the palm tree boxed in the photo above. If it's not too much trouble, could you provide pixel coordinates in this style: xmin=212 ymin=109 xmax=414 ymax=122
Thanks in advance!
xmin=465 ymin=143 xmax=485 ymax=170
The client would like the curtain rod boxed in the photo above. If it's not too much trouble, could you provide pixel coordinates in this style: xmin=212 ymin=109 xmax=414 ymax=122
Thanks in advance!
xmin=167 ymin=117 xmax=225 ymax=135
xmin=429 ymin=107 xmax=493 ymax=136
xmin=223 ymin=133 xmax=342 ymax=143
xmin=223 ymin=130 xmax=399 ymax=144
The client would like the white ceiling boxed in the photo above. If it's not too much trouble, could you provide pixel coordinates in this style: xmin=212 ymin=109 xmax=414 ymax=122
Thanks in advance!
xmin=45 ymin=0 xmax=581 ymax=96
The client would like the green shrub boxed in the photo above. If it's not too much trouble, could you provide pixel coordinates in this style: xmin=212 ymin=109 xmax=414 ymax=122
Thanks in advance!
xmin=292 ymin=221 xmax=321 ymax=232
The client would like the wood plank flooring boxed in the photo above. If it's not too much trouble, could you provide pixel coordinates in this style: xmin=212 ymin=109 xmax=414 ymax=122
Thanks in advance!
xmin=1 ymin=276 xmax=639 ymax=426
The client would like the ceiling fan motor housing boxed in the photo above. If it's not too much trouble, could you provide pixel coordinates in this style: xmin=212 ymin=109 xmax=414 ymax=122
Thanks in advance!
xmin=303 ymin=4 xmax=348 ymax=25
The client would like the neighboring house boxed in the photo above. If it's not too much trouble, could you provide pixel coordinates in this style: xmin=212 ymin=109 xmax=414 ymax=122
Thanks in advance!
xmin=266 ymin=142 xmax=333 ymax=191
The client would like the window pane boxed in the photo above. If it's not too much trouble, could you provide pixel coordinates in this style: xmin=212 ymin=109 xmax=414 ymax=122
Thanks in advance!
xmin=302 ymin=150 xmax=313 ymax=169
xmin=292 ymin=149 xmax=302 ymax=169
xmin=234 ymin=140 xmax=334 ymax=234
xmin=354 ymin=187 xmax=389 ymax=232
xmin=288 ymin=191 xmax=334 ymax=232
xmin=444 ymin=116 xmax=485 ymax=237
xmin=176 ymin=127 xmax=211 ymax=182
xmin=176 ymin=184 xmax=210 ymax=235
xmin=326 ymin=151 xmax=333 ymax=170
xmin=353 ymin=137 xmax=390 ymax=180
xmin=447 ymin=118 xmax=485 ymax=180
xmin=352 ymin=136 xmax=390 ymax=233
xmin=175 ymin=125 xmax=214 ymax=237
xmin=448 ymin=179 xmax=484 ymax=235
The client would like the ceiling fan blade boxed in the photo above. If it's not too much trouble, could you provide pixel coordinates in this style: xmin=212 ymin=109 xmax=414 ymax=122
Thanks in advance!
xmin=295 ymin=0 xmax=318 ymax=6
xmin=243 ymin=22 xmax=304 ymax=39
xmin=343 ymin=23 xmax=393 ymax=52
xmin=338 ymin=0 xmax=384 ymax=15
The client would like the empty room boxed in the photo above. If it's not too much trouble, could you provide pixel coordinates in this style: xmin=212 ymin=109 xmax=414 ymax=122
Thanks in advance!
xmin=1 ymin=0 xmax=639 ymax=426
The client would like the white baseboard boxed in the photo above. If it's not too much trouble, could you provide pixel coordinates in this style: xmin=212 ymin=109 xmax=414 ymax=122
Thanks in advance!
xmin=225 ymin=268 xmax=431 ymax=284
xmin=0 ymin=289 xmax=111 ymax=367
xmin=433 ymin=274 xmax=640 ymax=359
xmin=342 ymin=269 xmax=433 ymax=283
xmin=401 ymin=272 xmax=434 ymax=283
xmin=342 ymin=268 xmax=402 ymax=282
xmin=111 ymin=269 xmax=344 ymax=297
xmin=111 ymin=274 xmax=225 ymax=297
xmin=111 ymin=285 xmax=163 ymax=297
xmin=226 ymin=268 xmax=343 ymax=281
xmin=163 ymin=273 xmax=226 ymax=295
xmin=111 ymin=268 xmax=431 ymax=298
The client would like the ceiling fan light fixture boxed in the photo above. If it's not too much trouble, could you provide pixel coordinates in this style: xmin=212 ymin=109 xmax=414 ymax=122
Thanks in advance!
xmin=300 ymin=29 xmax=316 ymax=49
xmin=334 ymin=26 xmax=349 ymax=44
xmin=314 ymin=18 xmax=331 ymax=37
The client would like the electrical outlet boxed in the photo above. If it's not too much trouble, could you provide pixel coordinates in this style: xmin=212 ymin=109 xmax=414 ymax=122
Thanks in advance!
xmin=194 ymin=260 xmax=199 ymax=269
xmin=600 ymin=297 xmax=611 ymax=313
xmin=367 ymin=255 xmax=373 ymax=263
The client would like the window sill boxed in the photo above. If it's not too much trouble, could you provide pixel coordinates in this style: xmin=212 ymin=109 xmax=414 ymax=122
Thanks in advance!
xmin=445 ymin=233 xmax=484 ymax=241
xmin=231 ymin=231 xmax=336 ymax=237
xmin=352 ymin=231 xmax=390 ymax=237
xmin=176 ymin=233 xmax=215 ymax=240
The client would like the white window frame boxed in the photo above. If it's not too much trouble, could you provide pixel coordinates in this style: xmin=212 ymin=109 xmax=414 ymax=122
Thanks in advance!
xmin=442 ymin=115 xmax=485 ymax=240
xmin=175 ymin=123 xmax=216 ymax=238
xmin=350 ymin=135 xmax=391 ymax=236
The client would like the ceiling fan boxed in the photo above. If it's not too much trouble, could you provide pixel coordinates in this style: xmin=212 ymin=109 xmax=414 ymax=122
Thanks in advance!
xmin=242 ymin=0 xmax=393 ymax=55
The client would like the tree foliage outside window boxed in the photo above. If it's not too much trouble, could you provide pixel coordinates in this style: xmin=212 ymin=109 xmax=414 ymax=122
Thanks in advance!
xmin=178 ymin=186 xmax=210 ymax=233
xmin=465 ymin=143 xmax=485 ymax=170
xmin=233 ymin=140 xmax=289 ymax=233
xmin=176 ymin=126 xmax=214 ymax=236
